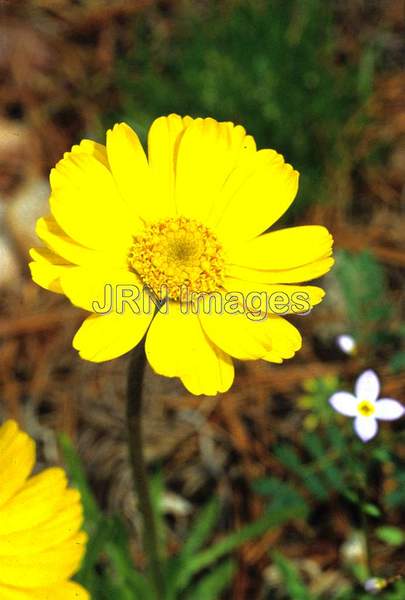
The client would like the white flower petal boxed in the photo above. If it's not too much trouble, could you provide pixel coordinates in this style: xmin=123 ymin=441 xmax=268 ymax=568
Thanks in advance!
xmin=355 ymin=370 xmax=380 ymax=403
xmin=329 ymin=392 xmax=358 ymax=417
xmin=337 ymin=334 xmax=356 ymax=355
xmin=354 ymin=416 xmax=378 ymax=442
xmin=375 ymin=399 xmax=405 ymax=421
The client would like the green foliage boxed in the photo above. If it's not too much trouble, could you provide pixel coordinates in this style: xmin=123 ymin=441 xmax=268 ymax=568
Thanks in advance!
xmin=112 ymin=0 xmax=374 ymax=212
xmin=252 ymin=476 xmax=308 ymax=517
xmin=259 ymin=375 xmax=402 ymax=511
xmin=389 ymin=351 xmax=405 ymax=374
xmin=334 ymin=250 xmax=393 ymax=345
xmin=60 ymin=435 xmax=300 ymax=599
xmin=270 ymin=432 xmax=352 ymax=503
xmin=179 ymin=497 xmax=221 ymax=560
xmin=375 ymin=526 xmax=405 ymax=547
xmin=171 ymin=504 xmax=306 ymax=597
xmin=271 ymin=552 xmax=313 ymax=600
xmin=383 ymin=581 xmax=405 ymax=600
xmin=183 ymin=560 xmax=236 ymax=600
xmin=299 ymin=376 xmax=340 ymax=423
xmin=254 ymin=374 xmax=405 ymax=599
xmin=60 ymin=433 xmax=155 ymax=599
xmin=385 ymin=469 xmax=405 ymax=509
xmin=335 ymin=580 xmax=405 ymax=600
xmin=60 ymin=371 xmax=404 ymax=599
xmin=256 ymin=378 xmax=356 ymax=509
xmin=270 ymin=552 xmax=405 ymax=600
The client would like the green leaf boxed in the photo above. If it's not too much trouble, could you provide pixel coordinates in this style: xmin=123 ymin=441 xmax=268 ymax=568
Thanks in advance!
xmin=303 ymin=431 xmax=346 ymax=492
xmin=274 ymin=444 xmax=303 ymax=474
xmin=385 ymin=472 xmax=405 ymax=508
xmin=275 ymin=443 xmax=329 ymax=500
xmin=342 ymin=489 xmax=360 ymax=504
xmin=357 ymin=45 xmax=376 ymax=98
xmin=334 ymin=250 xmax=392 ymax=342
xmin=181 ymin=497 xmax=221 ymax=559
xmin=59 ymin=433 xmax=101 ymax=524
xmin=184 ymin=559 xmax=235 ymax=600
xmin=372 ymin=447 xmax=392 ymax=463
xmin=325 ymin=424 xmax=346 ymax=454
xmin=77 ymin=518 xmax=114 ymax=585
xmin=376 ymin=526 xmax=405 ymax=547
xmin=389 ymin=351 xmax=405 ymax=374
xmin=174 ymin=505 xmax=306 ymax=593
xmin=105 ymin=539 xmax=155 ymax=599
xmin=149 ymin=470 xmax=167 ymax=558
xmin=361 ymin=503 xmax=381 ymax=518
xmin=384 ymin=580 xmax=405 ymax=599
xmin=272 ymin=551 xmax=312 ymax=600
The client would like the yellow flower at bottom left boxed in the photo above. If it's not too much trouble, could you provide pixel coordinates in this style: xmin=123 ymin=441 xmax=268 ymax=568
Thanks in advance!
xmin=0 ymin=420 xmax=89 ymax=599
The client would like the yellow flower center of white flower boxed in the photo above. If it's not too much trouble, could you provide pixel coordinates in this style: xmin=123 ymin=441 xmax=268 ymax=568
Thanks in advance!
xmin=128 ymin=216 xmax=225 ymax=300
xmin=357 ymin=400 xmax=375 ymax=417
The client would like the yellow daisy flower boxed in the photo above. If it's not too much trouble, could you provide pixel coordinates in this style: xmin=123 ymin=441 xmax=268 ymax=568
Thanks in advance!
xmin=29 ymin=115 xmax=333 ymax=395
xmin=0 ymin=420 xmax=88 ymax=600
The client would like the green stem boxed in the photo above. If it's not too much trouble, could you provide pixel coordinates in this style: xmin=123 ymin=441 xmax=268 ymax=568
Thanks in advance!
xmin=126 ymin=341 xmax=165 ymax=599
xmin=360 ymin=504 xmax=372 ymax=578
xmin=351 ymin=439 xmax=373 ymax=579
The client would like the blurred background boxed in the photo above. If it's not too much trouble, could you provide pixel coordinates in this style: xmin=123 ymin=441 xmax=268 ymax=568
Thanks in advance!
xmin=0 ymin=1 xmax=404 ymax=598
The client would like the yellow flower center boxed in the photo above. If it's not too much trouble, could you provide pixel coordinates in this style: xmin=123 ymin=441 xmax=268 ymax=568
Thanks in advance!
xmin=357 ymin=400 xmax=375 ymax=417
xmin=128 ymin=217 xmax=225 ymax=300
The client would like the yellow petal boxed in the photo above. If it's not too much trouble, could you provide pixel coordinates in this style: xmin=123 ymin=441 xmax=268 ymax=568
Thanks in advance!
xmin=29 ymin=247 xmax=69 ymax=266
xmin=0 ymin=586 xmax=34 ymax=600
xmin=147 ymin=114 xmax=193 ymax=215
xmin=226 ymin=256 xmax=335 ymax=284
xmin=262 ymin=316 xmax=302 ymax=360
xmin=107 ymin=122 xmax=169 ymax=223
xmin=73 ymin=311 xmax=153 ymax=362
xmin=0 ymin=468 xmax=68 ymax=536
xmin=200 ymin=306 xmax=301 ymax=361
xmin=175 ymin=118 xmax=256 ymax=225
xmin=0 ymin=585 xmax=32 ymax=599
xmin=224 ymin=225 xmax=334 ymax=285
xmin=33 ymin=582 xmax=90 ymax=600
xmin=0 ymin=531 xmax=87 ymax=588
xmin=223 ymin=280 xmax=326 ymax=314
xmin=59 ymin=265 xmax=146 ymax=313
xmin=0 ymin=421 xmax=35 ymax=509
xmin=35 ymin=216 xmax=127 ymax=268
xmin=0 ymin=581 xmax=89 ymax=600
xmin=29 ymin=248 xmax=72 ymax=294
xmin=50 ymin=152 xmax=134 ymax=250
xmin=213 ymin=150 xmax=299 ymax=245
xmin=145 ymin=302 xmax=234 ymax=395
xmin=226 ymin=226 xmax=333 ymax=269
xmin=70 ymin=138 xmax=109 ymax=168
xmin=0 ymin=489 xmax=83 ymax=556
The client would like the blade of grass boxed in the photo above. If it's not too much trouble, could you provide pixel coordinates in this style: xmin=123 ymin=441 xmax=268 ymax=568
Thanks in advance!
xmin=174 ymin=505 xmax=306 ymax=593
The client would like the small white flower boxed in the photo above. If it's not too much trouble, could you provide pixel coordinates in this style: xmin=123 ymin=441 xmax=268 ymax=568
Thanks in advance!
xmin=329 ymin=370 xmax=404 ymax=442
xmin=364 ymin=577 xmax=387 ymax=594
xmin=337 ymin=334 xmax=357 ymax=355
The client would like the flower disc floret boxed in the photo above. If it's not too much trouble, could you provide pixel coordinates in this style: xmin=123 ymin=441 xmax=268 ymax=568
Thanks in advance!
xmin=128 ymin=216 xmax=225 ymax=300
xmin=357 ymin=400 xmax=375 ymax=417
